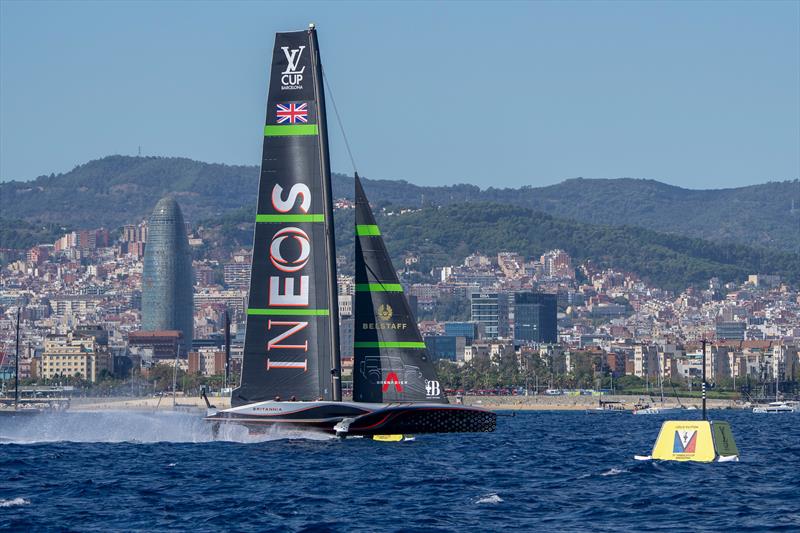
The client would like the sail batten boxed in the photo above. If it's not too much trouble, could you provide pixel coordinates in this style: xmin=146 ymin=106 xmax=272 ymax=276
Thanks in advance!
xmin=233 ymin=28 xmax=340 ymax=406
xmin=352 ymin=175 xmax=447 ymax=404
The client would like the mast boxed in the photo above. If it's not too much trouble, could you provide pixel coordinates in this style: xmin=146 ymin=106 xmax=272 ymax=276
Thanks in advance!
xmin=308 ymin=25 xmax=342 ymax=401
xmin=15 ymin=308 xmax=20 ymax=411
xmin=224 ymin=309 xmax=230 ymax=390
xmin=775 ymin=364 xmax=779 ymax=402
xmin=701 ymin=339 xmax=707 ymax=420
xmin=172 ymin=344 xmax=179 ymax=409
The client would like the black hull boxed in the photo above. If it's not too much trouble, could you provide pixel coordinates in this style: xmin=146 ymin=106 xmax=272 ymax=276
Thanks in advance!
xmin=344 ymin=405 xmax=496 ymax=436
xmin=205 ymin=401 xmax=496 ymax=437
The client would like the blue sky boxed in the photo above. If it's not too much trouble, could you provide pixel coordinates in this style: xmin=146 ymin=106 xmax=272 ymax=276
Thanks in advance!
xmin=1 ymin=1 xmax=798 ymax=189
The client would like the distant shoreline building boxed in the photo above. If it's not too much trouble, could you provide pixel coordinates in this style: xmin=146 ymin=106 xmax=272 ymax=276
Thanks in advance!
xmin=141 ymin=197 xmax=193 ymax=355
xmin=514 ymin=292 xmax=557 ymax=345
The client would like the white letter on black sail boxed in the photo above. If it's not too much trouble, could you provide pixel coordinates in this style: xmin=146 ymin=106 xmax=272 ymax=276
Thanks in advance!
xmin=272 ymin=184 xmax=311 ymax=213
xmin=269 ymin=276 xmax=309 ymax=306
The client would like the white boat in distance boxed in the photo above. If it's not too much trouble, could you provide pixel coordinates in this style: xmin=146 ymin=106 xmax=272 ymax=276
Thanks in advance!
xmin=752 ymin=401 xmax=798 ymax=414
xmin=632 ymin=405 xmax=682 ymax=416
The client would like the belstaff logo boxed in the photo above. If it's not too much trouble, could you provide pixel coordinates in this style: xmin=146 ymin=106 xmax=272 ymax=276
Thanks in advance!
xmin=280 ymin=46 xmax=305 ymax=90
xmin=377 ymin=304 xmax=393 ymax=321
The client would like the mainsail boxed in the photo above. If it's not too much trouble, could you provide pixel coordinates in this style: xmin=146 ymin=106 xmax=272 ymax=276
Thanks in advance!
xmin=352 ymin=175 xmax=447 ymax=403
xmin=233 ymin=27 xmax=340 ymax=406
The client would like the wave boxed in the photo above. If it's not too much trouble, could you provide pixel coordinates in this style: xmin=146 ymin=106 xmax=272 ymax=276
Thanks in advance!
xmin=0 ymin=498 xmax=30 ymax=508
xmin=0 ymin=410 xmax=333 ymax=444
xmin=475 ymin=493 xmax=503 ymax=504
xmin=601 ymin=467 xmax=628 ymax=476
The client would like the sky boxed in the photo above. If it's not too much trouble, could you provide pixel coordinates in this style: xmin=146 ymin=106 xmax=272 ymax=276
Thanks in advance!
xmin=1 ymin=0 xmax=798 ymax=189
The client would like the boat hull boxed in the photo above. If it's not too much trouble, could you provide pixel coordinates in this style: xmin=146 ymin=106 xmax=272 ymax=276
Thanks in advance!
xmin=753 ymin=402 xmax=798 ymax=414
xmin=632 ymin=407 xmax=682 ymax=416
xmin=205 ymin=400 xmax=496 ymax=436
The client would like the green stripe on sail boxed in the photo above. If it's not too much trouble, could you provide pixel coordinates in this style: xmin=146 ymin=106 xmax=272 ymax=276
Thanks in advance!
xmin=356 ymin=224 xmax=381 ymax=236
xmin=256 ymin=214 xmax=324 ymax=223
xmin=264 ymin=124 xmax=319 ymax=136
xmin=355 ymin=283 xmax=403 ymax=292
xmin=353 ymin=341 xmax=426 ymax=349
xmin=248 ymin=308 xmax=329 ymax=316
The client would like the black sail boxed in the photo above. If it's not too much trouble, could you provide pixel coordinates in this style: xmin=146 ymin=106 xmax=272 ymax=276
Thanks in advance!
xmin=233 ymin=28 xmax=341 ymax=406
xmin=352 ymin=176 xmax=446 ymax=403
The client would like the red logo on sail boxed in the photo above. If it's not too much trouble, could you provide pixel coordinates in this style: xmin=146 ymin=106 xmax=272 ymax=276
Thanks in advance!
xmin=276 ymin=103 xmax=308 ymax=124
xmin=382 ymin=372 xmax=404 ymax=393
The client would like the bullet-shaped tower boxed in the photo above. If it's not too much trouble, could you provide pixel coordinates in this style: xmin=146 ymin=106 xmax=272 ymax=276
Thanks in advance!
xmin=141 ymin=197 xmax=193 ymax=355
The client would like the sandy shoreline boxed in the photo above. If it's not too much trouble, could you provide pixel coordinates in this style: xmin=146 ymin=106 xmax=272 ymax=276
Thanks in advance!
xmin=66 ymin=395 xmax=740 ymax=412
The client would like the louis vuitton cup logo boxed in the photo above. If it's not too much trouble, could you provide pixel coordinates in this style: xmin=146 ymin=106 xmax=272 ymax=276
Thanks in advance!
xmin=280 ymin=46 xmax=306 ymax=90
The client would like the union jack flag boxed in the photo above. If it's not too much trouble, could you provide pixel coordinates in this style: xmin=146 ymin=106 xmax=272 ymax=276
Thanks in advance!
xmin=276 ymin=103 xmax=308 ymax=124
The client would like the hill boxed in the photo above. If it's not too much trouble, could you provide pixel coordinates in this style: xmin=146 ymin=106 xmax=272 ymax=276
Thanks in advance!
xmin=1 ymin=155 xmax=798 ymax=252
xmin=332 ymin=176 xmax=800 ymax=253
xmin=196 ymin=201 xmax=800 ymax=292
xmin=372 ymin=203 xmax=800 ymax=291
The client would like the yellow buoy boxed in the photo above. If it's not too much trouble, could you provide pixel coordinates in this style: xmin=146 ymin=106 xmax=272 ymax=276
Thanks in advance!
xmin=637 ymin=341 xmax=739 ymax=463
xmin=372 ymin=434 xmax=411 ymax=442
xmin=649 ymin=420 xmax=738 ymax=462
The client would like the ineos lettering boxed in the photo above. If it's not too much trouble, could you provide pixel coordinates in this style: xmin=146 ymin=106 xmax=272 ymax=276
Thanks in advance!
xmin=270 ymin=227 xmax=310 ymax=273
xmin=268 ymin=275 xmax=309 ymax=306
xmin=266 ymin=181 xmax=312 ymax=371
xmin=267 ymin=320 xmax=309 ymax=351
xmin=272 ymin=184 xmax=311 ymax=213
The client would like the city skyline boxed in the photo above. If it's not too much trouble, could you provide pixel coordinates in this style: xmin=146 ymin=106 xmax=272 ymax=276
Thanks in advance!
xmin=2 ymin=1 xmax=798 ymax=188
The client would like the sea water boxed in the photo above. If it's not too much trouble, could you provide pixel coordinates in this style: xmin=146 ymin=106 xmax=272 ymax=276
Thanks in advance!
xmin=1 ymin=409 xmax=797 ymax=531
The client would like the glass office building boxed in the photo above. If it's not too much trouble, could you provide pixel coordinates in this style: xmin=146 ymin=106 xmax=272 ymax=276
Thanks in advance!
xmin=141 ymin=197 xmax=193 ymax=355
xmin=513 ymin=292 xmax=557 ymax=344
xmin=470 ymin=292 xmax=511 ymax=339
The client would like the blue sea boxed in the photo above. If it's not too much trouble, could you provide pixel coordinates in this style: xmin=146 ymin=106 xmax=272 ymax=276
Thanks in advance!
xmin=1 ymin=409 xmax=798 ymax=532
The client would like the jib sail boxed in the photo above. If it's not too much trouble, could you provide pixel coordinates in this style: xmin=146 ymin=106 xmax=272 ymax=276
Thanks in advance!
xmin=352 ymin=175 xmax=446 ymax=404
xmin=233 ymin=27 xmax=341 ymax=406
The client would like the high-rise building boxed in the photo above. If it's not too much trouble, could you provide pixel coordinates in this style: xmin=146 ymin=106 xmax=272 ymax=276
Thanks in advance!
xmin=513 ymin=292 xmax=557 ymax=344
xmin=141 ymin=197 xmax=193 ymax=355
xmin=470 ymin=292 xmax=509 ymax=339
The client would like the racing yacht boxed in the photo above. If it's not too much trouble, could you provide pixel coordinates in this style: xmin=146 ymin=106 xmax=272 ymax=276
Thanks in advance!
xmin=205 ymin=26 xmax=495 ymax=438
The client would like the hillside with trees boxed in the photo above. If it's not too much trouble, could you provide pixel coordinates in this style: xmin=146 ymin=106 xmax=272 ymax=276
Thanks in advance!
xmin=1 ymin=156 xmax=797 ymax=253
xmin=194 ymin=201 xmax=800 ymax=292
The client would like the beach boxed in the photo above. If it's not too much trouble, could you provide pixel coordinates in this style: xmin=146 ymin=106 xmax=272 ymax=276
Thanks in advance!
xmin=65 ymin=394 xmax=740 ymax=412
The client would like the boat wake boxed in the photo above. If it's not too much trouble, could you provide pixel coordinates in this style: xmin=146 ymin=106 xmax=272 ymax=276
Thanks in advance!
xmin=600 ymin=467 xmax=629 ymax=476
xmin=475 ymin=493 xmax=504 ymax=504
xmin=0 ymin=498 xmax=30 ymax=508
xmin=0 ymin=410 xmax=333 ymax=444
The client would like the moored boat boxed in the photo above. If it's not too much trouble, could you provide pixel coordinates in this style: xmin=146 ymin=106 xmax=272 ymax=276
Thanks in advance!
xmin=632 ymin=405 xmax=682 ymax=416
xmin=752 ymin=401 xmax=798 ymax=414
xmin=586 ymin=399 xmax=627 ymax=414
